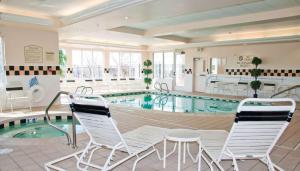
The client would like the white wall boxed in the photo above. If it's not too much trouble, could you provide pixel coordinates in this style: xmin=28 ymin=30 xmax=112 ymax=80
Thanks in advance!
xmin=0 ymin=26 xmax=59 ymax=65
xmin=0 ymin=25 xmax=60 ymax=108
xmin=201 ymin=42 xmax=300 ymax=70
xmin=153 ymin=41 xmax=300 ymax=93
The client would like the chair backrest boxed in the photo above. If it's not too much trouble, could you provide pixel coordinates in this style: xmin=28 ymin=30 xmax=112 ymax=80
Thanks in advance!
xmin=219 ymin=98 xmax=296 ymax=160
xmin=6 ymin=81 xmax=24 ymax=91
xmin=69 ymin=95 xmax=130 ymax=152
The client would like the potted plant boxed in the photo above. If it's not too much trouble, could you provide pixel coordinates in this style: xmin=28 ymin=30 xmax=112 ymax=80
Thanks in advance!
xmin=250 ymin=57 xmax=262 ymax=98
xmin=59 ymin=50 xmax=67 ymax=77
xmin=143 ymin=59 xmax=153 ymax=89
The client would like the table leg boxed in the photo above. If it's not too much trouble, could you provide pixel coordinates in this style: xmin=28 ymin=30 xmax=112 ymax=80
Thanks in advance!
xmin=183 ymin=142 xmax=186 ymax=164
xmin=198 ymin=141 xmax=202 ymax=171
xmin=178 ymin=141 xmax=181 ymax=171
xmin=163 ymin=138 xmax=166 ymax=168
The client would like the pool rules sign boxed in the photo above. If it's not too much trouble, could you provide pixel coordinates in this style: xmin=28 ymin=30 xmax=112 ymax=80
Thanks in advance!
xmin=237 ymin=55 xmax=253 ymax=68
xmin=24 ymin=45 xmax=43 ymax=63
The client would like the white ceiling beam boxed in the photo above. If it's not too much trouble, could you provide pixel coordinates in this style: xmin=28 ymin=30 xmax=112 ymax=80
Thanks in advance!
xmin=148 ymin=35 xmax=300 ymax=51
xmin=155 ymin=35 xmax=191 ymax=43
xmin=61 ymin=0 xmax=155 ymax=25
xmin=145 ymin=6 xmax=300 ymax=36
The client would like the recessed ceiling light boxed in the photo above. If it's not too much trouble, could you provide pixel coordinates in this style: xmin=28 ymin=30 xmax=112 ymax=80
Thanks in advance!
xmin=124 ymin=16 xmax=129 ymax=20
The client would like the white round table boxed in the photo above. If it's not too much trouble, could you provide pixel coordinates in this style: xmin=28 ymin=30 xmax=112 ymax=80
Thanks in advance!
xmin=163 ymin=129 xmax=202 ymax=171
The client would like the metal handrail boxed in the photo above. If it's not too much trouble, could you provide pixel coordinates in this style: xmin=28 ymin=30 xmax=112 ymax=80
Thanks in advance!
xmin=75 ymin=86 xmax=94 ymax=95
xmin=154 ymin=82 xmax=161 ymax=91
xmin=154 ymin=82 xmax=170 ymax=93
xmin=271 ymin=85 xmax=300 ymax=98
xmin=75 ymin=86 xmax=85 ymax=94
xmin=82 ymin=86 xmax=93 ymax=95
xmin=160 ymin=83 xmax=169 ymax=93
xmin=45 ymin=91 xmax=73 ymax=147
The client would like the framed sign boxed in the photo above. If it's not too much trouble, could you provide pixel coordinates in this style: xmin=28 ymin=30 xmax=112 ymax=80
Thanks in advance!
xmin=236 ymin=55 xmax=252 ymax=68
xmin=24 ymin=45 xmax=43 ymax=63
xmin=46 ymin=51 xmax=55 ymax=61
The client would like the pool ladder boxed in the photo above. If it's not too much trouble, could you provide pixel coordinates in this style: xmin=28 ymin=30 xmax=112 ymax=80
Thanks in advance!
xmin=75 ymin=86 xmax=93 ymax=95
xmin=45 ymin=91 xmax=77 ymax=148
xmin=154 ymin=82 xmax=170 ymax=93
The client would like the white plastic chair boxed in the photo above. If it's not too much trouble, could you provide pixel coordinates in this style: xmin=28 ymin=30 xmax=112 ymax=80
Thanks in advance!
xmin=5 ymin=81 xmax=32 ymax=112
xmin=199 ymin=98 xmax=296 ymax=171
xmin=45 ymin=94 xmax=167 ymax=171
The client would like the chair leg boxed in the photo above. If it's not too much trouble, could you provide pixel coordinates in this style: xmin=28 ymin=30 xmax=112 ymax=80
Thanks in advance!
xmin=260 ymin=155 xmax=283 ymax=171
xmin=132 ymin=148 xmax=156 ymax=171
xmin=10 ymin=103 xmax=13 ymax=112
xmin=77 ymin=141 xmax=93 ymax=170
xmin=266 ymin=155 xmax=276 ymax=171
xmin=213 ymin=160 xmax=225 ymax=171
xmin=226 ymin=149 xmax=239 ymax=171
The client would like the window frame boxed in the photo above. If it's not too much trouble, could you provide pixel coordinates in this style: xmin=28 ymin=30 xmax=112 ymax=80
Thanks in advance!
xmin=153 ymin=51 xmax=175 ymax=79
xmin=109 ymin=51 xmax=142 ymax=80
xmin=71 ymin=49 xmax=105 ymax=80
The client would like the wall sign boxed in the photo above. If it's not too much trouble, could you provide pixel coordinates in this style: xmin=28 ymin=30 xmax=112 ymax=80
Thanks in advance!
xmin=236 ymin=55 xmax=253 ymax=68
xmin=24 ymin=45 xmax=43 ymax=63
xmin=45 ymin=51 xmax=55 ymax=61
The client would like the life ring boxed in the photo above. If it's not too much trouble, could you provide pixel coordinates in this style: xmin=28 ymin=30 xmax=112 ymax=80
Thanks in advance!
xmin=30 ymin=85 xmax=45 ymax=103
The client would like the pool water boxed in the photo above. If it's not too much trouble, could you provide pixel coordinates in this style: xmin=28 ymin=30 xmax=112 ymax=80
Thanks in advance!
xmin=104 ymin=92 xmax=239 ymax=114
xmin=0 ymin=120 xmax=84 ymax=138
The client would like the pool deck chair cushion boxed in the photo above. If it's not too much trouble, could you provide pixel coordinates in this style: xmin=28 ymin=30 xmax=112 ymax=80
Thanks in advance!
xmin=200 ymin=98 xmax=296 ymax=171
xmin=45 ymin=95 xmax=166 ymax=171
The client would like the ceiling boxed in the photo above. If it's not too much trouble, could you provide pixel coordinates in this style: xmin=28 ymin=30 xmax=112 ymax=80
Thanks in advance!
xmin=1 ymin=0 xmax=300 ymax=49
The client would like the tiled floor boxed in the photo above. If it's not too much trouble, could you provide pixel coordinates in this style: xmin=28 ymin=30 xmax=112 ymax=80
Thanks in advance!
xmin=0 ymin=100 xmax=300 ymax=171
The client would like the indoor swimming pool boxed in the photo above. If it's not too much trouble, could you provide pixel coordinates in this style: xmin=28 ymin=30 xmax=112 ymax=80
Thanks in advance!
xmin=104 ymin=92 xmax=239 ymax=114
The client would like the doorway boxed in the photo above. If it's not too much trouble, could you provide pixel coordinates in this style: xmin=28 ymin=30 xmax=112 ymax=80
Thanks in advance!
xmin=194 ymin=58 xmax=207 ymax=92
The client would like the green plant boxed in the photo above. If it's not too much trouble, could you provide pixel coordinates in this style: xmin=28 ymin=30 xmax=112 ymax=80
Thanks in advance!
xmin=143 ymin=59 xmax=153 ymax=89
xmin=252 ymin=57 xmax=262 ymax=66
xmin=250 ymin=57 xmax=262 ymax=98
xmin=59 ymin=50 xmax=67 ymax=77
xmin=141 ymin=94 xmax=153 ymax=109
xmin=250 ymin=80 xmax=262 ymax=91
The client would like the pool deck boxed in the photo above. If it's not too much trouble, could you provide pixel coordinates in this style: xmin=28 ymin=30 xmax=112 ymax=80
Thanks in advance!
xmin=0 ymin=94 xmax=300 ymax=171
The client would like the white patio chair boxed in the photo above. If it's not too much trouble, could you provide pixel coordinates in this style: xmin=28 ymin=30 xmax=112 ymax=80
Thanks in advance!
xmin=5 ymin=81 xmax=32 ymax=112
xmin=198 ymin=98 xmax=296 ymax=171
xmin=45 ymin=94 xmax=166 ymax=171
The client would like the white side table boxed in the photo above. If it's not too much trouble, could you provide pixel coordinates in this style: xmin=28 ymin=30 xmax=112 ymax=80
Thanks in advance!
xmin=163 ymin=129 xmax=203 ymax=171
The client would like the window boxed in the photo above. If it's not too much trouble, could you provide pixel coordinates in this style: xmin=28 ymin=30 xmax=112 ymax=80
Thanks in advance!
xmin=109 ymin=52 xmax=142 ymax=80
xmin=210 ymin=57 xmax=226 ymax=75
xmin=120 ymin=52 xmax=130 ymax=78
xmin=154 ymin=52 xmax=174 ymax=79
xmin=109 ymin=52 xmax=120 ymax=79
xmin=163 ymin=52 xmax=174 ymax=78
xmin=82 ymin=50 xmax=93 ymax=78
xmin=153 ymin=52 xmax=163 ymax=78
xmin=175 ymin=53 xmax=185 ymax=86
xmin=130 ymin=53 xmax=141 ymax=79
xmin=0 ymin=37 xmax=5 ymax=89
xmin=71 ymin=49 xmax=104 ymax=80
xmin=93 ymin=51 xmax=104 ymax=79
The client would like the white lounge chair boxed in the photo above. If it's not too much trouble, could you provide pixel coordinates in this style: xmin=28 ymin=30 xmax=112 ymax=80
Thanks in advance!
xmin=45 ymin=95 xmax=166 ymax=171
xmin=198 ymin=98 xmax=296 ymax=171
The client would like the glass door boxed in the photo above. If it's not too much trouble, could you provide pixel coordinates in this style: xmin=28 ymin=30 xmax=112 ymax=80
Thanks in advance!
xmin=153 ymin=52 xmax=163 ymax=79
